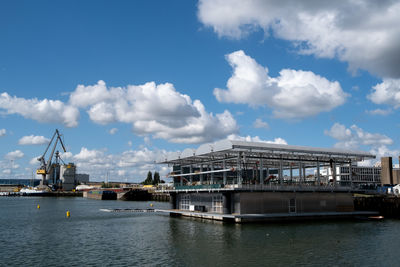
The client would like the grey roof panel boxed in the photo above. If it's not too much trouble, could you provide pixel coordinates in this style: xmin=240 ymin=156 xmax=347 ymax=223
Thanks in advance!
xmin=159 ymin=140 xmax=375 ymax=163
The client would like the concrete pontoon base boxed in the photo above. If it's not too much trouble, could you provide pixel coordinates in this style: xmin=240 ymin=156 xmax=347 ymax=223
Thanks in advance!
xmin=158 ymin=209 xmax=379 ymax=223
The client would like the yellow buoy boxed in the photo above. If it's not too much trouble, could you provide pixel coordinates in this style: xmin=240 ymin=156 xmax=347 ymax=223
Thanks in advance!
xmin=66 ymin=211 xmax=70 ymax=218
xmin=37 ymin=204 xmax=40 ymax=209
xmin=150 ymin=203 xmax=153 ymax=207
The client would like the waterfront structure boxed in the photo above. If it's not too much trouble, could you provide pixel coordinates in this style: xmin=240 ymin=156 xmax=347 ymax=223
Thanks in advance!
xmin=159 ymin=140 xmax=376 ymax=222
xmin=379 ymin=156 xmax=400 ymax=185
xmin=59 ymin=163 xmax=90 ymax=191
xmin=381 ymin=157 xmax=393 ymax=185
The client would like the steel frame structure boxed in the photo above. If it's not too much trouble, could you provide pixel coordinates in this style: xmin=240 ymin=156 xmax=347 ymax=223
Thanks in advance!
xmin=160 ymin=140 xmax=375 ymax=188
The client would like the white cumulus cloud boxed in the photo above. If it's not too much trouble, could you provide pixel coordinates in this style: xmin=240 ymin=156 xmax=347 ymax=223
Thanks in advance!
xmin=359 ymin=145 xmax=400 ymax=167
xmin=18 ymin=135 xmax=50 ymax=145
xmin=253 ymin=118 xmax=269 ymax=129
xmin=368 ymin=78 xmax=400 ymax=108
xmin=69 ymin=80 xmax=238 ymax=143
xmin=29 ymin=156 xmax=41 ymax=166
xmin=214 ymin=50 xmax=347 ymax=118
xmin=109 ymin=128 xmax=118 ymax=135
xmin=61 ymin=151 xmax=73 ymax=160
xmin=198 ymin=0 xmax=400 ymax=78
xmin=325 ymin=123 xmax=393 ymax=150
xmin=0 ymin=129 xmax=6 ymax=137
xmin=227 ymin=134 xmax=287 ymax=145
xmin=5 ymin=150 xmax=24 ymax=160
xmin=365 ymin=108 xmax=392 ymax=116
xmin=58 ymin=147 xmax=173 ymax=183
xmin=325 ymin=123 xmax=398 ymax=166
xmin=74 ymin=147 xmax=105 ymax=162
xmin=0 ymin=93 xmax=79 ymax=127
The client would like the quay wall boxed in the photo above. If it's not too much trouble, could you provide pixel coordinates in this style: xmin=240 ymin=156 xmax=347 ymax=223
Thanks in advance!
xmin=83 ymin=189 xmax=169 ymax=201
xmin=83 ymin=190 xmax=117 ymax=200
xmin=354 ymin=195 xmax=400 ymax=218
xmin=151 ymin=193 xmax=170 ymax=202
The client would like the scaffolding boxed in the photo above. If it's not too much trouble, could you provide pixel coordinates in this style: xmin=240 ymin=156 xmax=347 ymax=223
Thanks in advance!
xmin=160 ymin=140 xmax=375 ymax=190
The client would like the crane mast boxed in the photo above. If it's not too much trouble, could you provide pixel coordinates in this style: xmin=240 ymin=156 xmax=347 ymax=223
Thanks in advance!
xmin=36 ymin=129 xmax=67 ymax=186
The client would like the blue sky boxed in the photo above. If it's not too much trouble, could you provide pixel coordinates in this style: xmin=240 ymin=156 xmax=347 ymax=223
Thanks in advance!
xmin=1 ymin=0 xmax=400 ymax=182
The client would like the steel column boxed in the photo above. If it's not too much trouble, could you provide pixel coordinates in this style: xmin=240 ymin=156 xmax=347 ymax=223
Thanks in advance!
xmin=200 ymin=165 xmax=203 ymax=184
xmin=279 ymin=158 xmax=283 ymax=185
xmin=349 ymin=160 xmax=353 ymax=188
xmin=332 ymin=161 xmax=337 ymax=186
xmin=189 ymin=165 xmax=193 ymax=184
xmin=317 ymin=158 xmax=321 ymax=185
xmin=211 ymin=163 xmax=214 ymax=184
xmin=180 ymin=166 xmax=183 ymax=186
xmin=223 ymin=160 xmax=227 ymax=185
xmin=237 ymin=154 xmax=241 ymax=185
xmin=259 ymin=158 xmax=263 ymax=185
xmin=299 ymin=162 xmax=302 ymax=184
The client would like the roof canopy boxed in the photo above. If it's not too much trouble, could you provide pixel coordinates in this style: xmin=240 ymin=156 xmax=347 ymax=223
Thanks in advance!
xmin=160 ymin=140 xmax=375 ymax=168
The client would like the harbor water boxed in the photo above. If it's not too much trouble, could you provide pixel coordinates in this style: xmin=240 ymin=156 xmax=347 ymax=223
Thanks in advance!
xmin=0 ymin=197 xmax=399 ymax=266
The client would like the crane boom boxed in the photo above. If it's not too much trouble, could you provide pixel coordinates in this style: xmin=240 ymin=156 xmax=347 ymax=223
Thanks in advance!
xmin=36 ymin=129 xmax=67 ymax=185
xmin=40 ymin=130 xmax=57 ymax=160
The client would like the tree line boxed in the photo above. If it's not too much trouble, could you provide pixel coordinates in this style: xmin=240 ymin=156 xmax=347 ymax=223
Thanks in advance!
xmin=143 ymin=171 xmax=164 ymax=185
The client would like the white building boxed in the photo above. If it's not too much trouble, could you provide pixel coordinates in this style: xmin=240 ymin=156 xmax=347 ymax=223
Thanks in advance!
xmin=318 ymin=165 xmax=381 ymax=187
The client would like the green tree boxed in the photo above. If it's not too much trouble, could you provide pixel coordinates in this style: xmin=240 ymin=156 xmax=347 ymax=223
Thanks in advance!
xmin=144 ymin=171 xmax=153 ymax=185
xmin=153 ymin=171 xmax=160 ymax=185
xmin=101 ymin=182 xmax=113 ymax=188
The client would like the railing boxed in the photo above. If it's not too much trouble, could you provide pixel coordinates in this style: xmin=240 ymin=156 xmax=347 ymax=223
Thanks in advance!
xmin=231 ymin=184 xmax=352 ymax=192
xmin=158 ymin=183 xmax=353 ymax=192
xmin=174 ymin=184 xmax=222 ymax=190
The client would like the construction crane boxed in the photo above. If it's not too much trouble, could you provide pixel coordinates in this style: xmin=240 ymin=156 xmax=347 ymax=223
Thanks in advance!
xmin=36 ymin=129 xmax=66 ymax=186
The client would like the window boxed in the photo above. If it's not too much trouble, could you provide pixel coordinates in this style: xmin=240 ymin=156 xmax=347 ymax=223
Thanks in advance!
xmin=212 ymin=195 xmax=223 ymax=213
xmin=180 ymin=195 xmax=190 ymax=210
xmin=289 ymin=198 xmax=296 ymax=213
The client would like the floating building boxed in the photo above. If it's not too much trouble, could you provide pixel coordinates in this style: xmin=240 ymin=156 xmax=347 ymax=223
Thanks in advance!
xmin=159 ymin=140 xmax=377 ymax=222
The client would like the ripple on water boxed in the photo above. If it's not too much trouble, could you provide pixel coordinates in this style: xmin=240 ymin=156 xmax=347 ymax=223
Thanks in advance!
xmin=0 ymin=197 xmax=399 ymax=266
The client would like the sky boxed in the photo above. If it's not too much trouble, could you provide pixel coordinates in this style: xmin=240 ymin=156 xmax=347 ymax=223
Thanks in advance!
xmin=1 ymin=0 xmax=400 ymax=182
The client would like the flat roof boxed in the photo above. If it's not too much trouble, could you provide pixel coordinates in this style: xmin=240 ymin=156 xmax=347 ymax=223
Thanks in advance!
xmin=159 ymin=140 xmax=375 ymax=167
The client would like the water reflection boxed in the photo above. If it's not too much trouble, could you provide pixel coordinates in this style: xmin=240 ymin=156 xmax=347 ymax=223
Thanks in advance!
xmin=0 ymin=198 xmax=399 ymax=266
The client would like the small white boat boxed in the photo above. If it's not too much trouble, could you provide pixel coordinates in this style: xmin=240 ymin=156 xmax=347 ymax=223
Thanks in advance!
xmin=19 ymin=187 xmax=48 ymax=195
xmin=75 ymin=185 xmax=95 ymax=191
